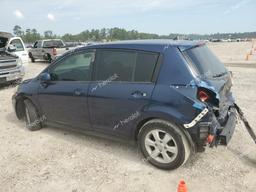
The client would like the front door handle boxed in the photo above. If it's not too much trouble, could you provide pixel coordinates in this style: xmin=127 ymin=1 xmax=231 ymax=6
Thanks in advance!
xmin=131 ymin=91 xmax=147 ymax=98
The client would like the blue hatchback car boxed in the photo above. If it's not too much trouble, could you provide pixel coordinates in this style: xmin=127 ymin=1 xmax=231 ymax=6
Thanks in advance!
xmin=13 ymin=40 xmax=237 ymax=170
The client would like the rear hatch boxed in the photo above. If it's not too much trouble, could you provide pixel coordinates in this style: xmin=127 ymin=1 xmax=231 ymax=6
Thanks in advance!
xmin=182 ymin=45 xmax=233 ymax=123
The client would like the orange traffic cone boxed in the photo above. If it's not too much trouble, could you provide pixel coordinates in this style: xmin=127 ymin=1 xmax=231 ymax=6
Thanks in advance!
xmin=245 ymin=54 xmax=250 ymax=61
xmin=177 ymin=180 xmax=188 ymax=192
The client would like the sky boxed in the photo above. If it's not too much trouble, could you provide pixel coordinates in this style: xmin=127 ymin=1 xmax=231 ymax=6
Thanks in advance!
xmin=0 ymin=0 xmax=255 ymax=35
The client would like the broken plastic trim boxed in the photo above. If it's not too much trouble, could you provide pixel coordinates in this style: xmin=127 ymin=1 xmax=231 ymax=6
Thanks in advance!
xmin=184 ymin=108 xmax=209 ymax=128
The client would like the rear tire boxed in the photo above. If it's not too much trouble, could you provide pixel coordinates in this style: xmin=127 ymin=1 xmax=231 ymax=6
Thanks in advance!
xmin=24 ymin=99 xmax=42 ymax=131
xmin=138 ymin=119 xmax=191 ymax=170
xmin=44 ymin=54 xmax=52 ymax=63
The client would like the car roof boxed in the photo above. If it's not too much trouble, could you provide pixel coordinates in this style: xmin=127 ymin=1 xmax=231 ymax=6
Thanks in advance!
xmin=43 ymin=39 xmax=63 ymax=41
xmin=76 ymin=39 xmax=205 ymax=53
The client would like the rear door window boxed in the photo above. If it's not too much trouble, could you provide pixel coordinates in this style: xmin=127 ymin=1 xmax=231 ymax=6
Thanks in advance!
xmin=135 ymin=52 xmax=159 ymax=82
xmin=37 ymin=41 xmax=43 ymax=48
xmin=94 ymin=49 xmax=159 ymax=82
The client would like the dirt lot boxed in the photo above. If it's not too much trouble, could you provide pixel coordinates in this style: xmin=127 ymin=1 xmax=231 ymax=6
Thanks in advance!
xmin=208 ymin=42 xmax=256 ymax=64
xmin=1 ymin=45 xmax=256 ymax=192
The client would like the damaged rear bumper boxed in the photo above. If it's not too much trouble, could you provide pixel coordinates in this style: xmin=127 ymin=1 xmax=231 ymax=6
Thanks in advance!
xmin=218 ymin=107 xmax=237 ymax=145
xmin=187 ymin=106 xmax=237 ymax=151
xmin=201 ymin=106 xmax=237 ymax=147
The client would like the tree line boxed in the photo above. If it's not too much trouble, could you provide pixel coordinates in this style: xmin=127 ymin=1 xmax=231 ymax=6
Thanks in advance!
xmin=13 ymin=25 xmax=256 ymax=43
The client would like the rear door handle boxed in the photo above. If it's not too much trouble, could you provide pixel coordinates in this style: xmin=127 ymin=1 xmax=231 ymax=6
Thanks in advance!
xmin=74 ymin=89 xmax=82 ymax=96
xmin=131 ymin=91 xmax=147 ymax=98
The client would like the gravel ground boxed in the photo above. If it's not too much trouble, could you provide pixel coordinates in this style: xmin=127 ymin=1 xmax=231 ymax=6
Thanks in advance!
xmin=0 ymin=60 xmax=256 ymax=192
xmin=208 ymin=42 xmax=256 ymax=64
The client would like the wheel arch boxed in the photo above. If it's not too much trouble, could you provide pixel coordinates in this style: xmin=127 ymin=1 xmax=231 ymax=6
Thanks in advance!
xmin=134 ymin=115 xmax=196 ymax=153
xmin=15 ymin=95 xmax=40 ymax=120
xmin=28 ymin=52 xmax=33 ymax=58
xmin=43 ymin=53 xmax=52 ymax=62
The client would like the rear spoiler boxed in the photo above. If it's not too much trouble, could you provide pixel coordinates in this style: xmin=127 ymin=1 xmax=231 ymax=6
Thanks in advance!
xmin=178 ymin=41 xmax=206 ymax=52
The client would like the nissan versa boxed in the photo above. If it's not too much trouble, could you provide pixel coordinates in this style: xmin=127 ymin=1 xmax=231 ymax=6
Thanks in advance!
xmin=12 ymin=40 xmax=237 ymax=170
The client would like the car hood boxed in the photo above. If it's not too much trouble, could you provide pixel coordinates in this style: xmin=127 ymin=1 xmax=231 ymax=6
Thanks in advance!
xmin=0 ymin=33 xmax=18 ymax=60
xmin=0 ymin=32 xmax=12 ymax=49
xmin=0 ymin=32 xmax=13 ymax=39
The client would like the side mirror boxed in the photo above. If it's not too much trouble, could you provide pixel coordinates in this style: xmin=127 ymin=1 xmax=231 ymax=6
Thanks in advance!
xmin=39 ymin=72 xmax=51 ymax=83
xmin=8 ymin=45 xmax=16 ymax=52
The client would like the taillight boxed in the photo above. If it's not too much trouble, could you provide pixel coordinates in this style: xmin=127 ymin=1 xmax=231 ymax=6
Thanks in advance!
xmin=198 ymin=90 xmax=210 ymax=102
xmin=52 ymin=48 xmax=57 ymax=56
xmin=207 ymin=134 xmax=215 ymax=144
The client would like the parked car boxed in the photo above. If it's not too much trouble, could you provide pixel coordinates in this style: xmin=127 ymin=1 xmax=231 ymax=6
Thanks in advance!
xmin=28 ymin=39 xmax=69 ymax=63
xmin=13 ymin=40 xmax=236 ymax=170
xmin=0 ymin=31 xmax=28 ymax=64
xmin=0 ymin=32 xmax=25 ymax=84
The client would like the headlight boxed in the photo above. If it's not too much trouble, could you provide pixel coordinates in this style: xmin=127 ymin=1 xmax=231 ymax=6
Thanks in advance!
xmin=17 ymin=58 xmax=23 ymax=66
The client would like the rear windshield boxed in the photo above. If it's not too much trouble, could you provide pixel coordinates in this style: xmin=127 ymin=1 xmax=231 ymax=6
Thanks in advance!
xmin=0 ymin=37 xmax=8 ymax=48
xmin=183 ymin=45 xmax=227 ymax=78
xmin=43 ymin=40 xmax=64 ymax=48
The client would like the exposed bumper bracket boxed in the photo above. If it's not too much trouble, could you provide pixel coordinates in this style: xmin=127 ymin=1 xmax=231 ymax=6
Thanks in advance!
xmin=218 ymin=107 xmax=237 ymax=145
xmin=184 ymin=108 xmax=209 ymax=128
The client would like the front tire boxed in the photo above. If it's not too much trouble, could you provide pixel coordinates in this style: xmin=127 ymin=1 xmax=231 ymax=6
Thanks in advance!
xmin=138 ymin=119 xmax=191 ymax=170
xmin=24 ymin=99 xmax=42 ymax=131
xmin=29 ymin=53 xmax=35 ymax=63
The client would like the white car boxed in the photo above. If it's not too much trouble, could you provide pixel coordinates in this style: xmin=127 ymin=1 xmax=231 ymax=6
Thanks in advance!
xmin=0 ymin=32 xmax=26 ymax=84
xmin=5 ymin=33 xmax=29 ymax=64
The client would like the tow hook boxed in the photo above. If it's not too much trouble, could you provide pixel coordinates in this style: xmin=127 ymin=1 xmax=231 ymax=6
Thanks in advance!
xmin=234 ymin=103 xmax=256 ymax=144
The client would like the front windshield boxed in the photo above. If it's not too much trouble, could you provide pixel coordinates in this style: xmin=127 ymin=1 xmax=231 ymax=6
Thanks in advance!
xmin=183 ymin=45 xmax=227 ymax=78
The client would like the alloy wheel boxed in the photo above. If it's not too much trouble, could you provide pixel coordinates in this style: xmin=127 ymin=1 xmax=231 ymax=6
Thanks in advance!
xmin=144 ymin=129 xmax=178 ymax=164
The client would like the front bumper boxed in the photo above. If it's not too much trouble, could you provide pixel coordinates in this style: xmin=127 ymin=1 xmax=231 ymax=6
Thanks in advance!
xmin=0 ymin=66 xmax=25 ymax=84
